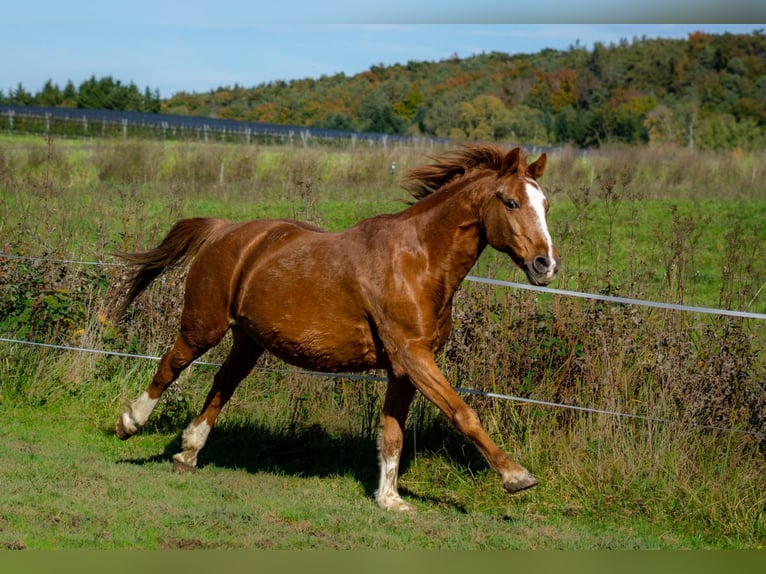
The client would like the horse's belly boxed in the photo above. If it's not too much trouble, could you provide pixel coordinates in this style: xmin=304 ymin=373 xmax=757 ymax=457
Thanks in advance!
xmin=233 ymin=233 xmax=381 ymax=371
xmin=239 ymin=314 xmax=379 ymax=373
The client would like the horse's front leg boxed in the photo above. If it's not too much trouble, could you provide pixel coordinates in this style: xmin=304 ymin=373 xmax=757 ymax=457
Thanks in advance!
xmin=376 ymin=376 xmax=417 ymax=511
xmin=392 ymin=344 xmax=538 ymax=498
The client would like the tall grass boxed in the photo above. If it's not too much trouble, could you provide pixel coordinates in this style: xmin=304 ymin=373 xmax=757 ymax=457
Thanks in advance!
xmin=1 ymin=136 xmax=764 ymax=546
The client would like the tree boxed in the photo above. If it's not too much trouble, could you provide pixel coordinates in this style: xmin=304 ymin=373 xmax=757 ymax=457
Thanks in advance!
xmin=358 ymin=90 xmax=405 ymax=134
xmin=454 ymin=94 xmax=513 ymax=141
xmin=322 ymin=112 xmax=354 ymax=131
xmin=422 ymin=92 xmax=463 ymax=138
xmin=507 ymin=104 xmax=546 ymax=144
xmin=553 ymin=105 xmax=588 ymax=145
xmin=391 ymin=83 xmax=424 ymax=122
xmin=38 ymin=79 xmax=63 ymax=106
xmin=645 ymin=104 xmax=679 ymax=146
xmin=62 ymin=81 xmax=78 ymax=107
xmin=143 ymin=87 xmax=161 ymax=113
xmin=674 ymin=96 xmax=701 ymax=149
xmin=76 ymin=75 xmax=157 ymax=112
xmin=77 ymin=75 xmax=111 ymax=109
xmin=10 ymin=83 xmax=33 ymax=105
xmin=695 ymin=112 xmax=765 ymax=151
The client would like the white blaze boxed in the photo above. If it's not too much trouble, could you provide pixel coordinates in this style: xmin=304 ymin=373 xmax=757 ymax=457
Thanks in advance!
xmin=524 ymin=180 xmax=556 ymax=272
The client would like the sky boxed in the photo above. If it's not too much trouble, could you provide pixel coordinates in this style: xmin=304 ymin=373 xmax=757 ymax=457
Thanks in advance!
xmin=2 ymin=2 xmax=764 ymax=99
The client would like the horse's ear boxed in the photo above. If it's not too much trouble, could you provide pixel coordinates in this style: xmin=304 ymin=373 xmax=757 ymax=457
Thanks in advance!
xmin=526 ymin=153 xmax=547 ymax=180
xmin=501 ymin=147 xmax=521 ymax=175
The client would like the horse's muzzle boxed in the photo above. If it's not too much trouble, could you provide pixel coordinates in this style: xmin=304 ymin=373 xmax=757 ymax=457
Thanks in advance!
xmin=525 ymin=254 xmax=560 ymax=286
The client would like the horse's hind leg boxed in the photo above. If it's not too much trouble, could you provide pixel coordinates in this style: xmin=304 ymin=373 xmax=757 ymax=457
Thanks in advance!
xmin=375 ymin=376 xmax=417 ymax=511
xmin=116 ymin=331 xmax=214 ymax=439
xmin=172 ymin=327 xmax=263 ymax=472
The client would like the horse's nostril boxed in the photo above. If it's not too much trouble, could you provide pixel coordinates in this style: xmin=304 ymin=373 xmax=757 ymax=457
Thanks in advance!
xmin=533 ymin=256 xmax=550 ymax=274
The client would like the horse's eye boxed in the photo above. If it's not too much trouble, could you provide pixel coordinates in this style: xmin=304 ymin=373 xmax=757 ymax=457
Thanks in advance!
xmin=504 ymin=199 xmax=519 ymax=210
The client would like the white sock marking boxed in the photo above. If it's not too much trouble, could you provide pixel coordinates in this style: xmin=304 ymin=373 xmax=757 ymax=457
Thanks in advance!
xmin=129 ymin=392 xmax=159 ymax=428
xmin=182 ymin=420 xmax=212 ymax=452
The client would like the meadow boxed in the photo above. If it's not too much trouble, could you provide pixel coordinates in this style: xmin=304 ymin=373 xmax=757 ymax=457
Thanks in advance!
xmin=0 ymin=135 xmax=764 ymax=549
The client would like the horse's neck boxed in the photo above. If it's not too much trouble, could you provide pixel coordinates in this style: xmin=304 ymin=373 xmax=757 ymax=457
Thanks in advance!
xmin=408 ymin=186 xmax=486 ymax=290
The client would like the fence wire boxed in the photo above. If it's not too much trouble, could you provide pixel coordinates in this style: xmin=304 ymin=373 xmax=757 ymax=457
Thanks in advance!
xmin=1 ymin=251 xmax=764 ymax=440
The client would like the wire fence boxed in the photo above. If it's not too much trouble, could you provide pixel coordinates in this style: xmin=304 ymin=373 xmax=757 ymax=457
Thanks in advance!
xmin=1 ymin=250 xmax=764 ymax=439
xmin=0 ymin=103 xmax=450 ymax=148
xmin=4 ymin=251 xmax=765 ymax=320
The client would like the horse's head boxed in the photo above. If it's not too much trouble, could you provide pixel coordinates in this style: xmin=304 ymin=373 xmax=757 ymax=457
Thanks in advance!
xmin=481 ymin=147 xmax=559 ymax=286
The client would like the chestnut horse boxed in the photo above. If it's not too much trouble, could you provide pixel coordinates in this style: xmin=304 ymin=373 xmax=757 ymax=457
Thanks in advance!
xmin=114 ymin=144 xmax=559 ymax=511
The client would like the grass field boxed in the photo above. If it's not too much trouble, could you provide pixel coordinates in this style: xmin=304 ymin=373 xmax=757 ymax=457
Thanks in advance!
xmin=1 ymin=136 xmax=764 ymax=549
xmin=1 ymin=397 xmax=749 ymax=550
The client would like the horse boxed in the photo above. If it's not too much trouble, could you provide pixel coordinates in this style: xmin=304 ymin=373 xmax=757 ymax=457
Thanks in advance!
xmin=114 ymin=144 xmax=559 ymax=511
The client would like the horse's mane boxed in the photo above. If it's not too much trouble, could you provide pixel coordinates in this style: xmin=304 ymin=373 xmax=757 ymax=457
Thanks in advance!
xmin=401 ymin=143 xmax=526 ymax=201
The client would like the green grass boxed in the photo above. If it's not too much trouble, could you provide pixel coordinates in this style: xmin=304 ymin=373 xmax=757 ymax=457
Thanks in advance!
xmin=2 ymin=394 xmax=757 ymax=550
xmin=1 ymin=340 xmax=763 ymax=549
xmin=541 ymin=197 xmax=764 ymax=311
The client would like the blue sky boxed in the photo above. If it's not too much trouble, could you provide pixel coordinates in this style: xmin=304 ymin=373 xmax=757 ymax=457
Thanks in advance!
xmin=3 ymin=2 xmax=764 ymax=98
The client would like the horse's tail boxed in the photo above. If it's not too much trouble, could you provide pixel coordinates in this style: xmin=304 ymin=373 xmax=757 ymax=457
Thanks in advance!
xmin=114 ymin=217 xmax=229 ymax=318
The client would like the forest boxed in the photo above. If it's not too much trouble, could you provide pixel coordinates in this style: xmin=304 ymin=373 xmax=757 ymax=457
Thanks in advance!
xmin=3 ymin=29 xmax=765 ymax=150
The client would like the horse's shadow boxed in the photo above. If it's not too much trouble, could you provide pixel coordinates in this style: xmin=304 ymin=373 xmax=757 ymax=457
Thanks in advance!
xmin=114 ymin=418 xmax=486 ymax=512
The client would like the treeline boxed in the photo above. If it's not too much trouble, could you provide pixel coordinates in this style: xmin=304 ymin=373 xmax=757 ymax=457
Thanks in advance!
xmin=163 ymin=30 xmax=766 ymax=150
xmin=4 ymin=30 xmax=766 ymax=150
xmin=1 ymin=75 xmax=161 ymax=113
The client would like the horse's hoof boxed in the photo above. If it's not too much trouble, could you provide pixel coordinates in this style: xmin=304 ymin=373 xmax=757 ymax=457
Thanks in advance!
xmin=115 ymin=415 xmax=133 ymax=440
xmin=172 ymin=455 xmax=197 ymax=474
xmin=376 ymin=495 xmax=416 ymax=512
xmin=503 ymin=470 xmax=538 ymax=494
